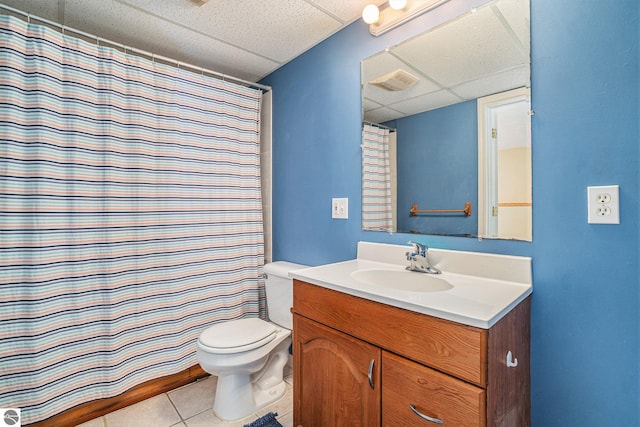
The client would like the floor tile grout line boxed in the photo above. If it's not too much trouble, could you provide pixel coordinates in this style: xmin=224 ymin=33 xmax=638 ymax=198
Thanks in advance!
xmin=166 ymin=389 xmax=185 ymax=423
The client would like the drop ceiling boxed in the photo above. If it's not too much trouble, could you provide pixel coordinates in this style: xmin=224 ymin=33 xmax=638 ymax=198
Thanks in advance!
xmin=1 ymin=0 xmax=529 ymax=121
xmin=0 ymin=0 xmax=385 ymax=83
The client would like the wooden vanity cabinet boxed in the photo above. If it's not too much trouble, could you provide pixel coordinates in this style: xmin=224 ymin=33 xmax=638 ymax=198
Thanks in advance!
xmin=293 ymin=279 xmax=530 ymax=427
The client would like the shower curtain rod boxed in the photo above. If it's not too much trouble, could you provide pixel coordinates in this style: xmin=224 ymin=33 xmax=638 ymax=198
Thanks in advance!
xmin=363 ymin=121 xmax=396 ymax=132
xmin=0 ymin=3 xmax=272 ymax=93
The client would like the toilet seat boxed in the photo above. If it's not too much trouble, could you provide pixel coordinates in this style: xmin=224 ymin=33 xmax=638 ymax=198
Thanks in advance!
xmin=199 ymin=318 xmax=277 ymax=354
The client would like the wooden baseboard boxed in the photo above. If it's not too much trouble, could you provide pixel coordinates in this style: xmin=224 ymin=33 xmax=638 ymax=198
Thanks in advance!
xmin=27 ymin=365 xmax=208 ymax=427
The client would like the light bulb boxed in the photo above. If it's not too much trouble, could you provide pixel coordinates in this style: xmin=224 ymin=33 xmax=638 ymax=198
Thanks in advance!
xmin=362 ymin=4 xmax=380 ymax=24
xmin=389 ymin=0 xmax=407 ymax=10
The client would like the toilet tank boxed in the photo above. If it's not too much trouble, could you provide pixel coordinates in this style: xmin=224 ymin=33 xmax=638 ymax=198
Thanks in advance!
xmin=264 ymin=261 xmax=308 ymax=330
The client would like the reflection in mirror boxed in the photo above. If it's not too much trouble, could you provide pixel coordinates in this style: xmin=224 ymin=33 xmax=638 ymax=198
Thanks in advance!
xmin=361 ymin=0 xmax=531 ymax=241
xmin=478 ymin=88 xmax=532 ymax=241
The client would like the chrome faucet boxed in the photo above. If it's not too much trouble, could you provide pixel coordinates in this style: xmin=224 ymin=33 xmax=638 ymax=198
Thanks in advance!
xmin=406 ymin=242 xmax=441 ymax=274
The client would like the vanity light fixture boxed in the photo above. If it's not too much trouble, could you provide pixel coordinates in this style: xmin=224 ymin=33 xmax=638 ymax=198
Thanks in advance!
xmin=362 ymin=0 xmax=449 ymax=36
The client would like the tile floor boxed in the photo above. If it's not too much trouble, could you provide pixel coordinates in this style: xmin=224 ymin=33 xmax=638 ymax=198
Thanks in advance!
xmin=77 ymin=363 xmax=293 ymax=427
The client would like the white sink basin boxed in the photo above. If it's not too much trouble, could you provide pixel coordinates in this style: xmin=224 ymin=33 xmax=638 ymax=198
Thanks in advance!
xmin=351 ymin=269 xmax=453 ymax=292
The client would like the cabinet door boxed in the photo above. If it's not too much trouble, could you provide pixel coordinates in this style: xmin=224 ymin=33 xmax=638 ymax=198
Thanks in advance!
xmin=294 ymin=315 xmax=381 ymax=427
xmin=383 ymin=351 xmax=486 ymax=427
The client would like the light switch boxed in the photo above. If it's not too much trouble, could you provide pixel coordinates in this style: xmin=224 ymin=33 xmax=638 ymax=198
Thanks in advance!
xmin=332 ymin=198 xmax=348 ymax=219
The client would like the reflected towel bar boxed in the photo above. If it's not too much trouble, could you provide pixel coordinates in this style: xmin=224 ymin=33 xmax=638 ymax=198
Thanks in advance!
xmin=410 ymin=202 xmax=472 ymax=216
xmin=498 ymin=202 xmax=532 ymax=207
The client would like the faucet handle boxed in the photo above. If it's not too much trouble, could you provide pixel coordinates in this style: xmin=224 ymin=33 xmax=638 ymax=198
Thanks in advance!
xmin=408 ymin=241 xmax=427 ymax=257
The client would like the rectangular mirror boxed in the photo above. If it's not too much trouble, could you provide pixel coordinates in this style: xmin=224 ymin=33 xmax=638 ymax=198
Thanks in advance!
xmin=361 ymin=0 xmax=531 ymax=241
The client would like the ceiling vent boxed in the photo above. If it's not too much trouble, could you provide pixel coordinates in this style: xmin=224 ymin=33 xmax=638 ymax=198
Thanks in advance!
xmin=370 ymin=69 xmax=419 ymax=91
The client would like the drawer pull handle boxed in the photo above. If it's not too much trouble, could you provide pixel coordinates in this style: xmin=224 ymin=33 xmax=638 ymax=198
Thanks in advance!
xmin=409 ymin=404 xmax=444 ymax=424
xmin=367 ymin=359 xmax=375 ymax=389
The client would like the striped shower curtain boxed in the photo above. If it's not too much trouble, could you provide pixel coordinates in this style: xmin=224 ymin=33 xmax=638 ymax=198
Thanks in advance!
xmin=361 ymin=124 xmax=393 ymax=232
xmin=0 ymin=15 xmax=264 ymax=424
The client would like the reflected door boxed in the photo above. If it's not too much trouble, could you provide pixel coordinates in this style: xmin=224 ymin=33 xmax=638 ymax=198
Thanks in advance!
xmin=478 ymin=88 xmax=532 ymax=241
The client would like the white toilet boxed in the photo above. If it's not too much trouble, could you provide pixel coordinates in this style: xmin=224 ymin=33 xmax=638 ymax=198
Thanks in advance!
xmin=196 ymin=261 xmax=307 ymax=421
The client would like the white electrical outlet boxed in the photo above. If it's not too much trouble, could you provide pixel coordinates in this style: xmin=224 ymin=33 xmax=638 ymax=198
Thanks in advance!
xmin=587 ymin=185 xmax=619 ymax=224
xmin=332 ymin=198 xmax=348 ymax=219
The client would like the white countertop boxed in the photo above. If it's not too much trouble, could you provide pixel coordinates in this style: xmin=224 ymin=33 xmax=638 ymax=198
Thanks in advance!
xmin=290 ymin=242 xmax=532 ymax=329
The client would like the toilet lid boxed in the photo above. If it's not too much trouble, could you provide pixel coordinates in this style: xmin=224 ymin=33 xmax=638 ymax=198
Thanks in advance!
xmin=198 ymin=318 xmax=277 ymax=354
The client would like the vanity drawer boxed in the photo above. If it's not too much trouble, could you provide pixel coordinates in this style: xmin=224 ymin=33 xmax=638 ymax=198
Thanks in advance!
xmin=294 ymin=280 xmax=487 ymax=386
xmin=382 ymin=351 xmax=486 ymax=427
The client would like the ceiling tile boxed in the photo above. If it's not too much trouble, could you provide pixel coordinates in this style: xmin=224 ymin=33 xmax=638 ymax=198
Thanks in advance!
xmin=308 ymin=0 xmax=385 ymax=23
xmin=118 ymin=0 xmax=343 ymax=63
xmin=62 ymin=0 xmax=278 ymax=81
xmin=3 ymin=0 xmax=369 ymax=83
xmin=0 ymin=0 xmax=61 ymax=22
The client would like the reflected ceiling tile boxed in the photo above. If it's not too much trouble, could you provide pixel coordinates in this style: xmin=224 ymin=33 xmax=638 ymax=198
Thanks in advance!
xmin=362 ymin=98 xmax=383 ymax=111
xmin=364 ymin=106 xmax=405 ymax=123
xmin=394 ymin=5 xmax=528 ymax=87
xmin=451 ymin=66 xmax=530 ymax=100
xmin=391 ymin=90 xmax=464 ymax=117
xmin=495 ymin=0 xmax=530 ymax=50
xmin=362 ymin=51 xmax=442 ymax=116
xmin=361 ymin=51 xmax=404 ymax=82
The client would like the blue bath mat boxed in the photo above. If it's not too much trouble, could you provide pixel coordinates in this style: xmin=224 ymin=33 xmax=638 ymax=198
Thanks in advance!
xmin=243 ymin=412 xmax=282 ymax=427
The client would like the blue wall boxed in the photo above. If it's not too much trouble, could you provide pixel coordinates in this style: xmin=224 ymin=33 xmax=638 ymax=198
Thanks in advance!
xmin=394 ymin=100 xmax=478 ymax=236
xmin=262 ymin=0 xmax=639 ymax=425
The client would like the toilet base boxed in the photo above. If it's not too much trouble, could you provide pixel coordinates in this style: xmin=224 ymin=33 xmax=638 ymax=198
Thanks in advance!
xmin=213 ymin=376 xmax=287 ymax=421
xmin=212 ymin=338 xmax=290 ymax=421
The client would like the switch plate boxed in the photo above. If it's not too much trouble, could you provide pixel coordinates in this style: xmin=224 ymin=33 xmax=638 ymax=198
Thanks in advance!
xmin=332 ymin=198 xmax=348 ymax=219
xmin=587 ymin=185 xmax=619 ymax=224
